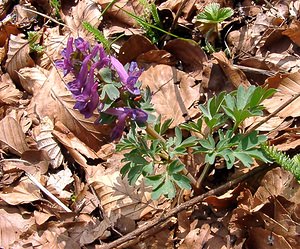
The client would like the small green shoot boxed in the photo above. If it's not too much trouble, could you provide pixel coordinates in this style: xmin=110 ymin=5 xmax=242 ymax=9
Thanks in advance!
xmin=196 ymin=3 xmax=234 ymax=24
xmin=28 ymin=31 xmax=44 ymax=53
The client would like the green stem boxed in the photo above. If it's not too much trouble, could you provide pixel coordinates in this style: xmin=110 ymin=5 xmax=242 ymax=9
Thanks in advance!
xmin=145 ymin=123 xmax=197 ymax=186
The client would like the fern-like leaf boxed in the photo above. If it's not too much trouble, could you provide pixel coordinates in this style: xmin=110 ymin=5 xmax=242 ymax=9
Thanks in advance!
xmin=262 ymin=144 xmax=300 ymax=181
xmin=82 ymin=21 xmax=110 ymax=51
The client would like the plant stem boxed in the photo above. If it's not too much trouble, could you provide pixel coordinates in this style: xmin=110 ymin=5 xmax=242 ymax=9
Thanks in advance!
xmin=196 ymin=162 xmax=212 ymax=189
xmin=145 ymin=123 xmax=197 ymax=186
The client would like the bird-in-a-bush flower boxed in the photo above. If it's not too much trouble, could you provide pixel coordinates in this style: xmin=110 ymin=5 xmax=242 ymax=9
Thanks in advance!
xmin=110 ymin=57 xmax=143 ymax=96
xmin=56 ymin=36 xmax=148 ymax=139
xmin=56 ymin=37 xmax=110 ymax=118
xmin=104 ymin=107 xmax=148 ymax=140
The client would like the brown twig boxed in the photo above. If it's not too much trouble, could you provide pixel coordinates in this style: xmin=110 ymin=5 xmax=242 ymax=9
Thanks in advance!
xmin=98 ymin=165 xmax=268 ymax=249
xmin=245 ymin=92 xmax=300 ymax=136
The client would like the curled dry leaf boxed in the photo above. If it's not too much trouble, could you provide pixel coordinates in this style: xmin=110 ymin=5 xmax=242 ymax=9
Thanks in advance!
xmin=164 ymin=39 xmax=209 ymax=82
xmin=118 ymin=34 xmax=157 ymax=65
xmin=212 ymin=51 xmax=251 ymax=88
xmin=263 ymin=70 xmax=300 ymax=118
xmin=47 ymin=168 xmax=74 ymax=200
xmin=32 ymin=116 xmax=64 ymax=168
xmin=40 ymin=27 xmax=67 ymax=70
xmin=0 ymin=205 xmax=35 ymax=249
xmin=5 ymin=34 xmax=34 ymax=83
xmin=0 ymin=73 xmax=22 ymax=105
xmin=0 ymin=116 xmax=29 ymax=156
xmin=27 ymin=67 xmax=111 ymax=152
xmin=0 ymin=174 xmax=42 ymax=205
xmin=179 ymin=224 xmax=211 ymax=249
xmin=91 ymin=171 xmax=156 ymax=221
xmin=140 ymin=64 xmax=200 ymax=127
xmin=18 ymin=66 xmax=48 ymax=94
xmin=52 ymin=121 xmax=100 ymax=168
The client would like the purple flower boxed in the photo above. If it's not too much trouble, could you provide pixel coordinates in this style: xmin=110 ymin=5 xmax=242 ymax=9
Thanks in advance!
xmin=110 ymin=57 xmax=143 ymax=95
xmin=55 ymin=37 xmax=75 ymax=76
xmin=104 ymin=107 xmax=148 ymax=140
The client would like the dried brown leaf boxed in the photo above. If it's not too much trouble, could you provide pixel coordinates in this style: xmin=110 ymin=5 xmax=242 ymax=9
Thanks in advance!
xmin=118 ymin=34 xmax=157 ymax=65
xmin=254 ymin=167 xmax=300 ymax=207
xmin=0 ymin=116 xmax=29 ymax=156
xmin=32 ymin=116 xmax=64 ymax=168
xmin=5 ymin=34 xmax=34 ymax=83
xmin=92 ymin=171 xmax=156 ymax=221
xmin=245 ymin=227 xmax=293 ymax=249
xmin=212 ymin=51 xmax=251 ymax=88
xmin=0 ymin=175 xmax=42 ymax=205
xmin=140 ymin=64 xmax=200 ymax=127
xmin=18 ymin=66 xmax=48 ymax=94
xmin=0 ymin=205 xmax=35 ymax=249
xmin=40 ymin=27 xmax=67 ymax=70
xmin=164 ymin=39 xmax=208 ymax=81
xmin=179 ymin=224 xmax=211 ymax=249
xmin=282 ymin=19 xmax=300 ymax=46
xmin=0 ymin=73 xmax=22 ymax=105
xmin=62 ymin=0 xmax=102 ymax=39
xmin=52 ymin=121 xmax=100 ymax=168
xmin=263 ymin=71 xmax=300 ymax=118
xmin=27 ymin=67 xmax=111 ymax=152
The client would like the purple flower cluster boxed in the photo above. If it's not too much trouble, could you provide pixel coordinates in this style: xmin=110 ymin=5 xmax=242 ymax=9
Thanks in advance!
xmin=56 ymin=37 xmax=148 ymax=139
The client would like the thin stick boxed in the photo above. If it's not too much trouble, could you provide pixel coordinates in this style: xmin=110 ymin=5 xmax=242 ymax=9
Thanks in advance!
xmin=25 ymin=172 xmax=72 ymax=212
xmin=245 ymin=92 xmax=300 ymax=136
xmin=0 ymin=159 xmax=72 ymax=212
xmin=98 ymin=165 xmax=268 ymax=249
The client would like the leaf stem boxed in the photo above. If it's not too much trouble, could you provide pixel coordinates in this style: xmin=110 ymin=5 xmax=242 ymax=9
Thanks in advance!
xmin=145 ymin=123 xmax=197 ymax=186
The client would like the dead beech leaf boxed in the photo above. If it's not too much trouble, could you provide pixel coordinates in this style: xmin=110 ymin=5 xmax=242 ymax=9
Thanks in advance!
xmin=0 ymin=73 xmax=22 ymax=105
xmin=245 ymin=227 xmax=293 ymax=249
xmin=5 ymin=34 xmax=34 ymax=83
xmin=62 ymin=0 xmax=102 ymax=39
xmin=282 ymin=19 xmax=300 ymax=47
xmin=18 ymin=66 xmax=48 ymax=94
xmin=40 ymin=27 xmax=67 ymax=70
xmin=52 ymin=121 xmax=99 ymax=168
xmin=212 ymin=51 xmax=251 ymax=88
xmin=0 ymin=116 xmax=29 ymax=156
xmin=32 ymin=116 xmax=63 ymax=169
xmin=0 ymin=205 xmax=35 ymax=249
xmin=47 ymin=168 xmax=74 ymax=200
xmin=164 ymin=39 xmax=208 ymax=81
xmin=254 ymin=167 xmax=300 ymax=207
xmin=263 ymin=71 xmax=300 ymax=118
xmin=140 ymin=64 xmax=200 ymax=127
xmin=92 ymin=171 xmax=155 ymax=221
xmin=0 ymin=175 xmax=42 ymax=205
xmin=179 ymin=224 xmax=211 ymax=249
xmin=118 ymin=34 xmax=157 ymax=65
xmin=27 ymin=67 xmax=111 ymax=152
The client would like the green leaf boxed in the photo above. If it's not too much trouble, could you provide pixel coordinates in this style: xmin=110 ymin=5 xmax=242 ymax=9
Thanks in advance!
xmin=196 ymin=3 xmax=234 ymax=24
xmin=172 ymin=174 xmax=191 ymax=190
xmin=199 ymin=135 xmax=215 ymax=150
xmin=101 ymin=84 xmax=120 ymax=101
xmin=151 ymin=179 xmax=176 ymax=199
xmin=233 ymin=152 xmax=254 ymax=167
xmin=167 ymin=160 xmax=185 ymax=175
xmin=145 ymin=174 xmax=165 ymax=190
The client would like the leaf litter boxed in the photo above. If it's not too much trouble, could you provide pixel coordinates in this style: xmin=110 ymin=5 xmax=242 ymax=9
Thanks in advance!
xmin=0 ymin=0 xmax=299 ymax=248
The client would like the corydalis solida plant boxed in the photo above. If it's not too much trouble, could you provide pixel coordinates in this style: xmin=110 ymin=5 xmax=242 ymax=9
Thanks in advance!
xmin=56 ymin=37 xmax=148 ymax=139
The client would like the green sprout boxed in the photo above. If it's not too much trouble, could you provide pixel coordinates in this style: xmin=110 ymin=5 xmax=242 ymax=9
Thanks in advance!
xmin=196 ymin=3 xmax=234 ymax=24
xmin=195 ymin=3 xmax=234 ymax=53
